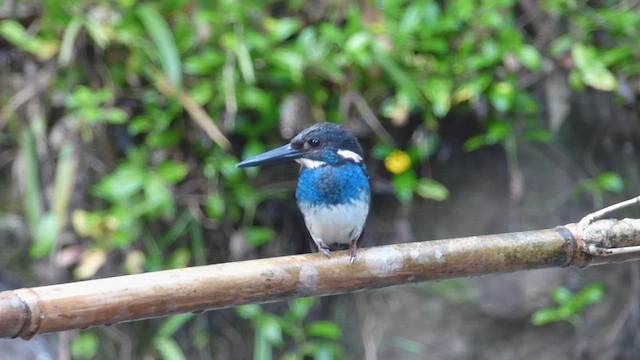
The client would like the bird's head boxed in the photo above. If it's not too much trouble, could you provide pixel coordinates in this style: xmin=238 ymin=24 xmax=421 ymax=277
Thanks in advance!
xmin=236 ymin=122 xmax=365 ymax=169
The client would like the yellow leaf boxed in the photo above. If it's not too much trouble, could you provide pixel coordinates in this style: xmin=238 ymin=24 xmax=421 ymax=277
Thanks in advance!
xmin=124 ymin=250 xmax=146 ymax=274
xmin=74 ymin=249 xmax=107 ymax=279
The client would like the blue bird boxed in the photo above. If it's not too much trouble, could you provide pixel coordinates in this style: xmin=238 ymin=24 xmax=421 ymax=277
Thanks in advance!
xmin=237 ymin=122 xmax=370 ymax=263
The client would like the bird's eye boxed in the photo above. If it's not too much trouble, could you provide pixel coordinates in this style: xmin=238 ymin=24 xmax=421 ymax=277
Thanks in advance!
xmin=309 ymin=138 xmax=320 ymax=148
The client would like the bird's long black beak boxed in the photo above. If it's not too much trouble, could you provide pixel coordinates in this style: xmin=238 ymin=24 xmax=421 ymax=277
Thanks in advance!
xmin=236 ymin=144 xmax=304 ymax=168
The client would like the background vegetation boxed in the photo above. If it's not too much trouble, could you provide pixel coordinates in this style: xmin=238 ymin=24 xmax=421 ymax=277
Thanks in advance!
xmin=1 ymin=0 xmax=639 ymax=359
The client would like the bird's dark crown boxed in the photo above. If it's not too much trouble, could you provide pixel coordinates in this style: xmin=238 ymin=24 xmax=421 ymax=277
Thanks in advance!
xmin=290 ymin=122 xmax=364 ymax=163
xmin=236 ymin=122 xmax=365 ymax=169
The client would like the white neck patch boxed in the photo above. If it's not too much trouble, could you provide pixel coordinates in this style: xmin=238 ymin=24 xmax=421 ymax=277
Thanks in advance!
xmin=296 ymin=158 xmax=326 ymax=169
xmin=337 ymin=149 xmax=363 ymax=163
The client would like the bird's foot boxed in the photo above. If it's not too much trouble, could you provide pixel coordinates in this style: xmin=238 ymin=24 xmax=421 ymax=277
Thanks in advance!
xmin=349 ymin=243 xmax=358 ymax=264
xmin=319 ymin=246 xmax=331 ymax=258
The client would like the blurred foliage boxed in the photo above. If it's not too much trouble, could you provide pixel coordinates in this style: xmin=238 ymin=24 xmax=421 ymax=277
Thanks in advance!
xmin=153 ymin=313 xmax=195 ymax=360
xmin=1 ymin=0 xmax=638 ymax=358
xmin=70 ymin=331 xmax=100 ymax=360
xmin=418 ymin=278 xmax=474 ymax=303
xmin=531 ymin=283 xmax=606 ymax=327
xmin=575 ymin=171 xmax=625 ymax=209
xmin=237 ymin=298 xmax=343 ymax=360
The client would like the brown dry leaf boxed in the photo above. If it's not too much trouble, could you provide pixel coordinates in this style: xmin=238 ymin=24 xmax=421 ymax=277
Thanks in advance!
xmin=124 ymin=250 xmax=146 ymax=274
xmin=73 ymin=248 xmax=108 ymax=279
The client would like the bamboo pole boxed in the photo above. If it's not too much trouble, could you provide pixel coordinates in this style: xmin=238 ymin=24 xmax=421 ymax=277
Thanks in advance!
xmin=1 ymin=219 xmax=639 ymax=340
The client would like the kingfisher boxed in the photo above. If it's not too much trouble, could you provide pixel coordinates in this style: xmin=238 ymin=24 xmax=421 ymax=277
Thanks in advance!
xmin=237 ymin=122 xmax=371 ymax=263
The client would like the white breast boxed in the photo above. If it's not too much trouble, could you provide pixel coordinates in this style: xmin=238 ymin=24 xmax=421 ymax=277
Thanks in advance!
xmin=298 ymin=199 xmax=369 ymax=245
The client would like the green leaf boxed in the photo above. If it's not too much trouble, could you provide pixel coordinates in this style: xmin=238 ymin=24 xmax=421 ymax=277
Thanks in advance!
xmin=189 ymin=80 xmax=214 ymax=104
xmin=53 ymin=143 xmax=76 ymax=232
xmin=466 ymin=41 xmax=501 ymax=70
xmin=157 ymin=313 xmax=194 ymax=337
xmin=184 ymin=50 xmax=225 ymax=75
xmin=219 ymin=156 xmax=242 ymax=180
xmin=568 ymin=70 xmax=585 ymax=91
xmin=236 ymin=42 xmax=256 ymax=84
xmin=137 ymin=4 xmax=183 ymax=87
xmin=453 ymin=74 xmax=492 ymax=104
xmin=204 ymin=195 xmax=226 ymax=220
xmin=375 ymin=53 xmax=422 ymax=104
xmin=489 ymin=82 xmax=515 ymax=112
xmin=70 ymin=332 xmax=100 ymax=360
xmin=268 ymin=49 xmax=304 ymax=83
xmin=142 ymin=175 xmax=175 ymax=216
xmin=533 ymin=283 xmax=606 ymax=326
xmin=147 ymin=131 xmax=181 ymax=148
xmin=524 ymin=129 xmax=551 ymax=143
xmin=391 ymin=171 xmax=417 ymax=203
xmin=571 ymin=43 xmax=593 ymax=70
xmin=304 ymin=341 xmax=341 ymax=360
xmin=83 ymin=15 xmax=110 ymax=48
xmin=594 ymin=172 xmax=624 ymax=193
xmin=240 ymin=86 xmax=273 ymax=114
xmin=265 ymin=17 xmax=301 ymax=43
xmin=516 ymin=44 xmax=542 ymax=71
xmin=287 ymin=298 xmax=315 ymax=320
xmin=551 ymin=287 xmax=572 ymax=305
xmin=572 ymin=43 xmax=617 ymax=91
xmin=0 ymin=20 xmax=32 ymax=49
xmin=531 ymin=308 xmax=563 ymax=326
xmin=0 ymin=20 xmax=58 ymax=60
xmin=30 ymin=212 xmax=58 ymax=258
xmin=581 ymin=66 xmax=617 ymax=92
xmin=485 ymin=120 xmax=511 ymax=144
xmin=92 ymin=165 xmax=146 ymax=202
xmin=463 ymin=134 xmax=486 ymax=152
xmin=415 ymin=179 xmax=449 ymax=201
xmin=236 ymin=304 xmax=262 ymax=319
xmin=465 ymin=124 xmax=509 ymax=151
xmin=549 ymin=35 xmax=573 ymax=59
xmin=345 ymin=31 xmax=370 ymax=54
xmin=574 ymin=283 xmax=605 ymax=306
xmin=21 ymin=127 xmax=43 ymax=232
xmin=422 ymin=77 xmax=452 ymax=117
xmin=66 ymin=86 xmax=111 ymax=110
xmin=58 ymin=16 xmax=84 ymax=66
xmin=103 ymin=108 xmax=128 ymax=124
xmin=306 ymin=321 xmax=343 ymax=340
xmin=371 ymin=143 xmax=396 ymax=160
xmin=600 ymin=46 xmax=634 ymax=68
xmin=259 ymin=316 xmax=283 ymax=346
xmin=254 ymin=324 xmax=273 ymax=360
xmin=157 ymin=161 xmax=189 ymax=184
xmin=153 ymin=336 xmax=186 ymax=360
xmin=246 ymin=226 xmax=276 ymax=247
xmin=400 ymin=3 xmax=427 ymax=34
